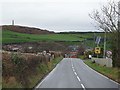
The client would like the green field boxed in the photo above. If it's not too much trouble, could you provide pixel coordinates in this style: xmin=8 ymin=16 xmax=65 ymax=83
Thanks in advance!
xmin=2 ymin=30 xmax=110 ymax=49
xmin=2 ymin=30 xmax=85 ymax=44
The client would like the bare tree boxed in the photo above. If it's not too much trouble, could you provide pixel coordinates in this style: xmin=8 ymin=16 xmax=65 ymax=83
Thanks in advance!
xmin=89 ymin=1 xmax=120 ymax=67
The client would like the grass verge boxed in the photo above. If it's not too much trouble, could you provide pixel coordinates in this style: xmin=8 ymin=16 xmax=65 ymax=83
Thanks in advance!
xmin=78 ymin=55 xmax=85 ymax=60
xmin=84 ymin=60 xmax=120 ymax=84
xmin=28 ymin=56 xmax=63 ymax=88
xmin=2 ymin=56 xmax=63 ymax=88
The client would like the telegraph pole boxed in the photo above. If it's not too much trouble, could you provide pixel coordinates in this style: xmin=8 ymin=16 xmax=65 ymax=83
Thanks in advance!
xmin=93 ymin=32 xmax=96 ymax=48
xmin=118 ymin=1 xmax=120 ymax=30
xmin=103 ymin=29 xmax=106 ymax=58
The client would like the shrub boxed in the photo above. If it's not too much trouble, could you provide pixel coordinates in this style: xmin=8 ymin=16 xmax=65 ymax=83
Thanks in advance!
xmin=2 ymin=51 xmax=62 ymax=88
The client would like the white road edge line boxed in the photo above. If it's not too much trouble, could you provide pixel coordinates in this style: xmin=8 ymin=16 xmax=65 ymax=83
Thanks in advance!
xmin=81 ymin=84 xmax=85 ymax=90
xmin=36 ymin=63 xmax=59 ymax=88
xmin=77 ymin=76 xmax=81 ymax=82
xmin=82 ymin=60 xmax=120 ymax=85
xmin=73 ymin=69 xmax=75 ymax=72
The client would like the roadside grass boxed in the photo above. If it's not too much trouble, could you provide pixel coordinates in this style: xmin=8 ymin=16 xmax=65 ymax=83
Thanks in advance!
xmin=2 ymin=79 xmax=23 ymax=88
xmin=27 ymin=56 xmax=63 ymax=88
xmin=84 ymin=60 xmax=120 ymax=83
xmin=78 ymin=55 xmax=85 ymax=60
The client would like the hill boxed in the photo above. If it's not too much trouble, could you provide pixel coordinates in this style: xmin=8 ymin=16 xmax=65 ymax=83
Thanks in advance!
xmin=2 ymin=25 xmax=111 ymax=49
xmin=2 ymin=30 xmax=84 ymax=44
xmin=1 ymin=25 xmax=54 ymax=34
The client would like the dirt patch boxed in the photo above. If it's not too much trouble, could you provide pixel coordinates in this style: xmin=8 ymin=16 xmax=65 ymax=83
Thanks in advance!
xmin=1 ymin=25 xmax=54 ymax=34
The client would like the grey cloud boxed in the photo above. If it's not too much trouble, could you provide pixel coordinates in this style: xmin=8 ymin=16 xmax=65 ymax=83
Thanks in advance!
xmin=1 ymin=0 xmax=109 ymax=32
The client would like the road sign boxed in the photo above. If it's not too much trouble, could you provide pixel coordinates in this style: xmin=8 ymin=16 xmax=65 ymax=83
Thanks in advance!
xmin=95 ymin=47 xmax=101 ymax=54
xmin=95 ymin=36 xmax=101 ymax=45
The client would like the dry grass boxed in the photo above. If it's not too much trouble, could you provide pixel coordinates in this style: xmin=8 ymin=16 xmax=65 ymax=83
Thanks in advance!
xmin=2 ymin=51 xmax=62 ymax=88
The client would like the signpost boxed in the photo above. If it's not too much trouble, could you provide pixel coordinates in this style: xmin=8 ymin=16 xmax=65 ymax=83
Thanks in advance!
xmin=95 ymin=36 xmax=101 ymax=45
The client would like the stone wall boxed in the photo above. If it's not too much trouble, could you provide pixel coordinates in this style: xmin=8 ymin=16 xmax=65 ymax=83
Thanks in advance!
xmin=92 ymin=58 xmax=112 ymax=67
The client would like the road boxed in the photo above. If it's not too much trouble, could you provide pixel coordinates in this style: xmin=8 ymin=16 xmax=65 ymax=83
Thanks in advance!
xmin=36 ymin=58 xmax=120 ymax=89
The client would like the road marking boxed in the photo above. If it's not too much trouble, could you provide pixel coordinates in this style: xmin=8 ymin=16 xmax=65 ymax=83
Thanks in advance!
xmin=36 ymin=63 xmax=59 ymax=88
xmin=82 ymin=60 xmax=120 ymax=85
xmin=36 ymin=76 xmax=45 ymax=88
xmin=72 ymin=66 xmax=74 ymax=69
xmin=72 ymin=64 xmax=73 ymax=67
xmin=74 ymin=72 xmax=77 ymax=76
xmin=73 ymin=68 xmax=75 ymax=72
xmin=71 ymin=59 xmax=85 ymax=86
xmin=77 ymin=76 xmax=81 ymax=82
xmin=81 ymin=84 xmax=85 ymax=90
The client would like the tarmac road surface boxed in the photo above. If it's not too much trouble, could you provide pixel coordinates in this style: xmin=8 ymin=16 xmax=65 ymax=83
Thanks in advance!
xmin=36 ymin=58 xmax=120 ymax=89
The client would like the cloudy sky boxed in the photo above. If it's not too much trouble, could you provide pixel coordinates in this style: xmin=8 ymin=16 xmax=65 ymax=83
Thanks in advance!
xmin=0 ymin=0 xmax=118 ymax=32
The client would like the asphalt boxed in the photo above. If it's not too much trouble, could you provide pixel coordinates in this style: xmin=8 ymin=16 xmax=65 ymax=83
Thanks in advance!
xmin=36 ymin=58 xmax=120 ymax=89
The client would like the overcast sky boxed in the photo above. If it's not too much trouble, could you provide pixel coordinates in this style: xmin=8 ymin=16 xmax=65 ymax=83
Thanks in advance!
xmin=0 ymin=0 xmax=118 ymax=32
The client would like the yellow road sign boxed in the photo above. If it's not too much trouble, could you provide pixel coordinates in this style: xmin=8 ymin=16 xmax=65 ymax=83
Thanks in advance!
xmin=95 ymin=47 xmax=101 ymax=54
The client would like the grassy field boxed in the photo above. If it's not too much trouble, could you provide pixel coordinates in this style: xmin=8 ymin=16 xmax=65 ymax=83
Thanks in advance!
xmin=2 ymin=30 xmax=85 ymax=44
xmin=2 ymin=30 xmax=111 ymax=49
xmin=84 ymin=60 xmax=120 ymax=83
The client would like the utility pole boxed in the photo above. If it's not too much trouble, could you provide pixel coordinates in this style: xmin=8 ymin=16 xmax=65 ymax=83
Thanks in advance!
xmin=118 ymin=1 xmax=120 ymax=31
xmin=103 ymin=29 xmax=106 ymax=58
xmin=93 ymin=32 xmax=96 ymax=48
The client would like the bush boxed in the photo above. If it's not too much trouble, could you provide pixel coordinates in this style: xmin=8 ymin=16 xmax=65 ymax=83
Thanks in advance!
xmin=2 ymin=51 xmax=62 ymax=88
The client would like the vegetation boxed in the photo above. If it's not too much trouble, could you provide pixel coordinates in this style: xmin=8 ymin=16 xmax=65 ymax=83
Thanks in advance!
xmin=29 ymin=56 xmax=63 ymax=88
xmin=2 ymin=30 xmax=111 ymax=49
xmin=2 ymin=30 xmax=84 ymax=43
xmin=2 ymin=51 xmax=63 ymax=88
xmin=89 ymin=1 xmax=120 ymax=67
xmin=84 ymin=60 xmax=120 ymax=83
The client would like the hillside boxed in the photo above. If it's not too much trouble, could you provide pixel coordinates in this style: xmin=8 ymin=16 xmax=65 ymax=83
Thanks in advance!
xmin=1 ymin=25 xmax=54 ymax=34
xmin=2 ymin=25 xmax=111 ymax=49
xmin=2 ymin=30 xmax=84 ymax=44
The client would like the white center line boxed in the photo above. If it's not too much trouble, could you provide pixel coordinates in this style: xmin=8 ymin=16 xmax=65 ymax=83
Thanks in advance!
xmin=72 ymin=66 xmax=74 ymax=69
xmin=77 ymin=76 xmax=81 ymax=82
xmin=71 ymin=61 xmax=86 ymax=90
xmin=74 ymin=72 xmax=77 ymax=76
xmin=81 ymin=84 xmax=85 ymax=90
xmin=73 ymin=69 xmax=75 ymax=72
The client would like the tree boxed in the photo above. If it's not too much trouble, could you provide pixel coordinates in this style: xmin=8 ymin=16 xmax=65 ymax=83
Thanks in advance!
xmin=89 ymin=1 xmax=120 ymax=67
